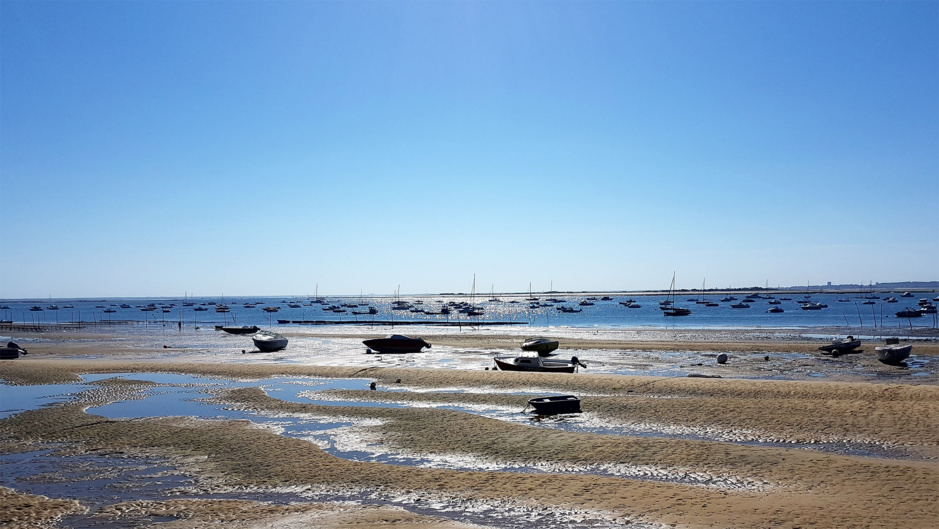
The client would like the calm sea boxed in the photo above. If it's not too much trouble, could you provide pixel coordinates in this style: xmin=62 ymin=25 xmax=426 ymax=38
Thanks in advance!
xmin=2 ymin=292 xmax=937 ymax=331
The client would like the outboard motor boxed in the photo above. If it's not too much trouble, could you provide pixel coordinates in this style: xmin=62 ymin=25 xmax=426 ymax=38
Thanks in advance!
xmin=571 ymin=356 xmax=586 ymax=368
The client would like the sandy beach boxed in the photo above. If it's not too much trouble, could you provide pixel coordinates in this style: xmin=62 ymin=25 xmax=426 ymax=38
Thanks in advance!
xmin=1 ymin=326 xmax=937 ymax=528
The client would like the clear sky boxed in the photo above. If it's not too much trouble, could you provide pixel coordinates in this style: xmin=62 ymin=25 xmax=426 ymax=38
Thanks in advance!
xmin=1 ymin=0 xmax=936 ymax=299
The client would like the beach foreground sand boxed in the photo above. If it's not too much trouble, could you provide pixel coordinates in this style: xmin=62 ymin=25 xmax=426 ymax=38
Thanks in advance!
xmin=1 ymin=328 xmax=937 ymax=528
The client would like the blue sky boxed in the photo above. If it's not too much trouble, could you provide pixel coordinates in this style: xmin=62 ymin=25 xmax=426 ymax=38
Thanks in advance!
xmin=1 ymin=0 xmax=936 ymax=298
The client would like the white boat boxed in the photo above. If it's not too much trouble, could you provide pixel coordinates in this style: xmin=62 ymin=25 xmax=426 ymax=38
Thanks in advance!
xmin=493 ymin=352 xmax=586 ymax=373
xmin=252 ymin=331 xmax=288 ymax=352
xmin=875 ymin=338 xmax=912 ymax=365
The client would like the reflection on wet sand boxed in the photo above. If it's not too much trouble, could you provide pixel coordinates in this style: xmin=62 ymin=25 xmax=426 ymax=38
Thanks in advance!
xmin=1 ymin=328 xmax=938 ymax=528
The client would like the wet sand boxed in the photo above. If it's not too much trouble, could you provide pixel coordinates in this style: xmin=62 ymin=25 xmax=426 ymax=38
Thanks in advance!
xmin=1 ymin=328 xmax=937 ymax=528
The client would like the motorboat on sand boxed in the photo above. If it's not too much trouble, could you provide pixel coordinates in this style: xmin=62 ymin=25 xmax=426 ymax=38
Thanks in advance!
xmin=1 ymin=341 xmax=27 ymax=359
xmin=527 ymin=395 xmax=581 ymax=415
xmin=818 ymin=336 xmax=861 ymax=356
xmin=252 ymin=331 xmax=288 ymax=352
xmin=218 ymin=325 xmax=260 ymax=334
xmin=875 ymin=338 xmax=912 ymax=365
xmin=363 ymin=335 xmax=431 ymax=354
xmin=493 ymin=352 xmax=586 ymax=373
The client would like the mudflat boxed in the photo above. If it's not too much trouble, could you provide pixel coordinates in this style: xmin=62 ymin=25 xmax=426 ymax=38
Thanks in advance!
xmin=1 ymin=327 xmax=936 ymax=528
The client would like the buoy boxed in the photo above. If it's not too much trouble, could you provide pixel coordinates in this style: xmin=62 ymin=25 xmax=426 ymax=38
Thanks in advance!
xmin=717 ymin=353 xmax=728 ymax=364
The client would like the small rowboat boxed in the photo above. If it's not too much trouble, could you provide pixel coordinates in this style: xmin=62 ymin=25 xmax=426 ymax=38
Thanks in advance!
xmin=252 ymin=331 xmax=288 ymax=352
xmin=528 ymin=395 xmax=581 ymax=415
xmin=875 ymin=338 xmax=912 ymax=365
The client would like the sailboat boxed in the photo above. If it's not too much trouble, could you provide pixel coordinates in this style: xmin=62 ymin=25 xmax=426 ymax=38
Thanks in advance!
xmin=526 ymin=282 xmax=539 ymax=301
xmin=488 ymin=284 xmax=500 ymax=303
xmin=662 ymin=272 xmax=691 ymax=316
xmin=696 ymin=278 xmax=711 ymax=304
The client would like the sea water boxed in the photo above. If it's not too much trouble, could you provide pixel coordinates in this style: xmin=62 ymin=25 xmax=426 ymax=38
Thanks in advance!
xmin=2 ymin=292 xmax=936 ymax=331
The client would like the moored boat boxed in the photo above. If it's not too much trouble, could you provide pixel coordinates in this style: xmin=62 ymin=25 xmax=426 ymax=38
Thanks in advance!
xmin=493 ymin=352 xmax=585 ymax=373
xmin=218 ymin=325 xmax=260 ymax=334
xmin=252 ymin=330 xmax=288 ymax=352
xmin=875 ymin=338 xmax=912 ymax=365
xmin=818 ymin=336 xmax=861 ymax=355
xmin=521 ymin=338 xmax=559 ymax=355
xmin=0 ymin=341 xmax=27 ymax=359
xmin=527 ymin=395 xmax=581 ymax=415
xmin=363 ymin=335 xmax=431 ymax=354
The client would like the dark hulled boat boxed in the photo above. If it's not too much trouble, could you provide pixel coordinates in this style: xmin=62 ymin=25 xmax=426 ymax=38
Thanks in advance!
xmin=528 ymin=395 xmax=581 ymax=415
xmin=217 ymin=325 xmax=260 ymax=334
xmin=363 ymin=335 xmax=431 ymax=354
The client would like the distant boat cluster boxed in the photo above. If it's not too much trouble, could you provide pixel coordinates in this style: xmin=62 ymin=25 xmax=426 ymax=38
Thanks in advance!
xmin=3 ymin=288 xmax=937 ymax=330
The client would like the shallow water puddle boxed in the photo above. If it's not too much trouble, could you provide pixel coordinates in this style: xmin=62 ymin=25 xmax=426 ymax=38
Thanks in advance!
xmin=0 ymin=381 xmax=89 ymax=419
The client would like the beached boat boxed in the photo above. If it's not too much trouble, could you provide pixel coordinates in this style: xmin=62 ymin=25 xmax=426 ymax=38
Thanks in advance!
xmin=527 ymin=395 xmax=581 ymax=415
xmin=493 ymin=352 xmax=585 ymax=373
xmin=521 ymin=338 xmax=560 ymax=355
xmin=218 ymin=325 xmax=260 ymax=335
xmin=875 ymin=338 xmax=912 ymax=365
xmin=818 ymin=336 xmax=862 ymax=355
xmin=252 ymin=330 xmax=288 ymax=352
xmin=0 ymin=341 xmax=27 ymax=359
xmin=363 ymin=335 xmax=431 ymax=354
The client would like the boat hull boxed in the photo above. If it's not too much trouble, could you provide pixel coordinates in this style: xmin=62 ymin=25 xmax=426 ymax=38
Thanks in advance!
xmin=363 ymin=336 xmax=430 ymax=354
xmin=0 ymin=347 xmax=22 ymax=359
xmin=493 ymin=357 xmax=576 ymax=373
xmin=521 ymin=339 xmax=559 ymax=355
xmin=219 ymin=326 xmax=260 ymax=334
xmin=875 ymin=345 xmax=912 ymax=365
xmin=1 ymin=342 xmax=26 ymax=360
xmin=252 ymin=333 xmax=288 ymax=352
xmin=818 ymin=340 xmax=861 ymax=355
xmin=528 ymin=395 xmax=581 ymax=415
